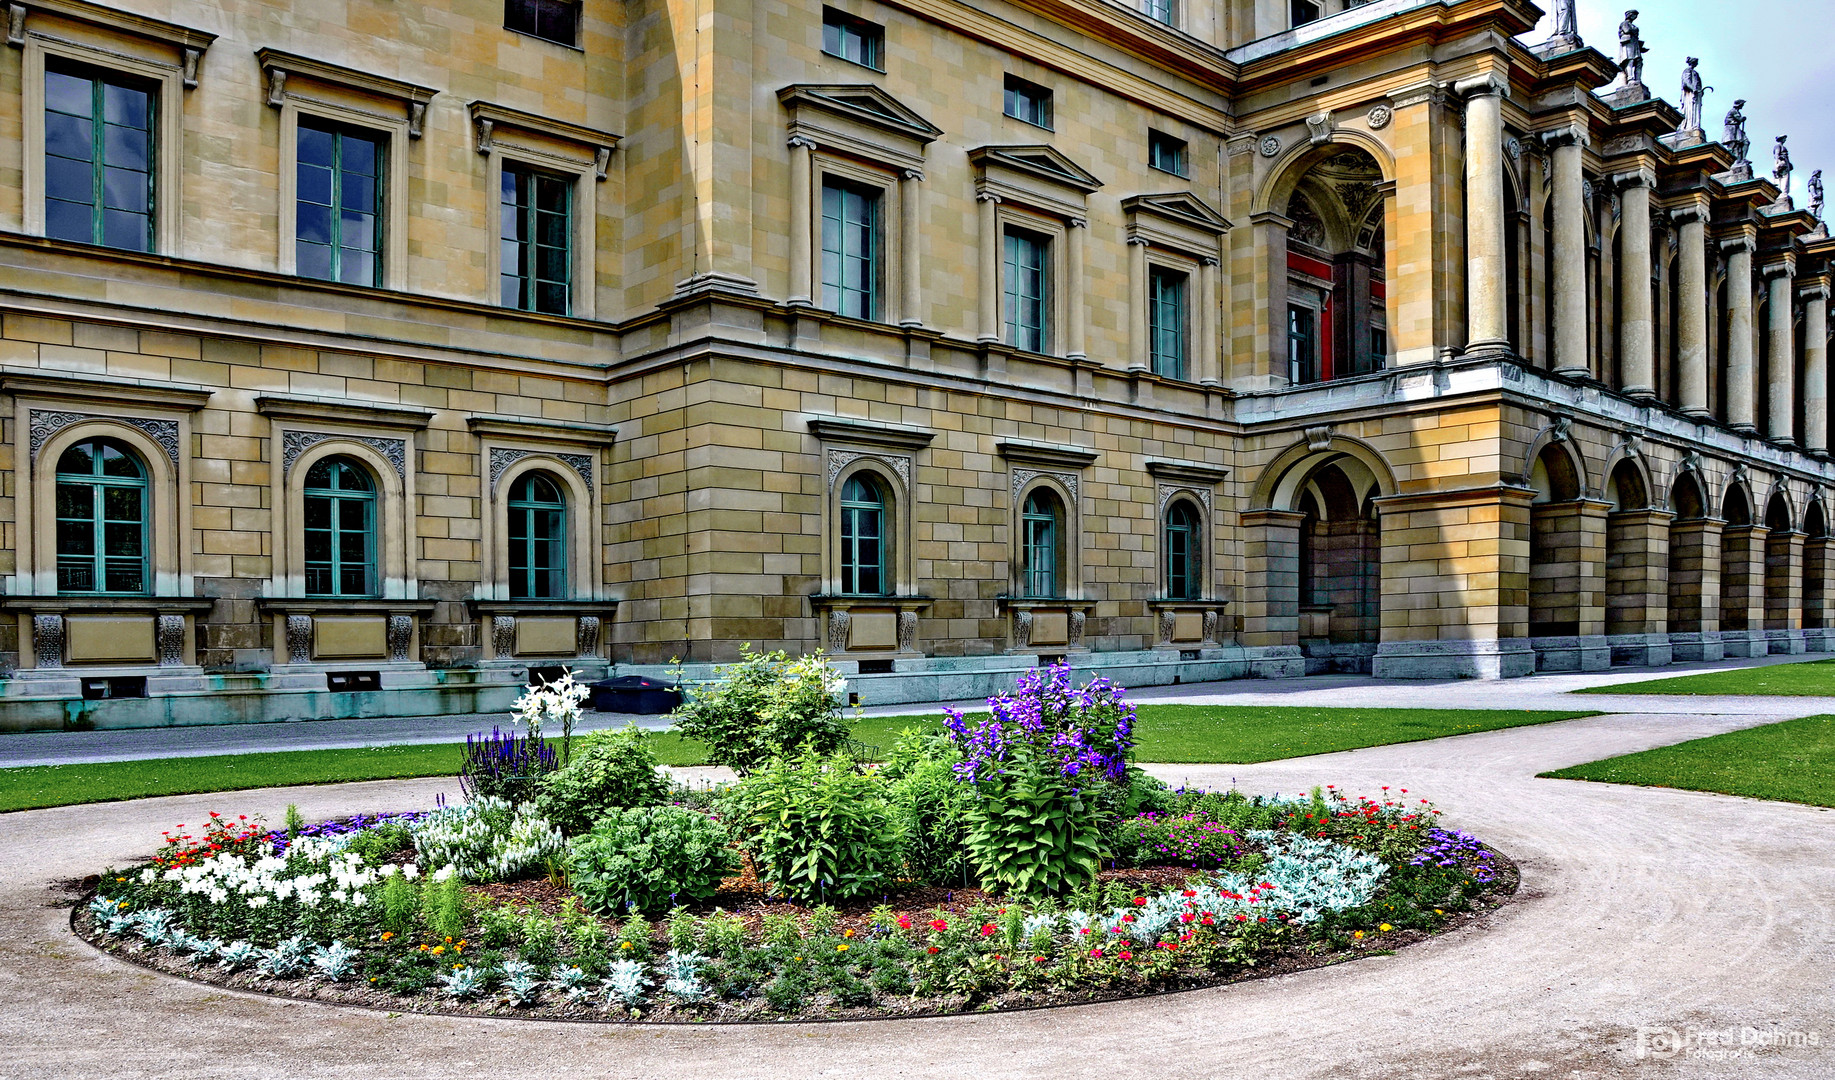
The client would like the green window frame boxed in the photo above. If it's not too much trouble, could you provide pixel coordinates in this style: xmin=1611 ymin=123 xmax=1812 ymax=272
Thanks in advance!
xmin=296 ymin=120 xmax=384 ymax=286
xmin=821 ymin=178 xmax=880 ymax=320
xmin=1004 ymin=227 xmax=1050 ymax=353
xmin=508 ymin=472 xmax=568 ymax=600
xmin=303 ymin=457 xmax=378 ymax=597
xmin=1150 ymin=265 xmax=1189 ymax=380
xmin=501 ymin=163 xmax=572 ymax=315
xmin=822 ymin=7 xmax=884 ymax=70
xmin=1148 ymin=129 xmax=1188 ymax=177
xmin=1288 ymin=303 xmax=1318 ymax=384
xmin=1163 ymin=500 xmax=1202 ymax=601
xmin=1003 ymin=74 xmax=1053 ymax=130
xmin=55 ymin=438 xmax=149 ymax=595
xmin=1021 ymin=488 xmax=1062 ymax=599
xmin=43 ymin=63 xmax=154 ymax=252
xmin=840 ymin=474 xmax=887 ymax=596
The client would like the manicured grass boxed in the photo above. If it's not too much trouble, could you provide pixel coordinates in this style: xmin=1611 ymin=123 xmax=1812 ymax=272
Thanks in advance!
xmin=1575 ymin=657 xmax=1835 ymax=697
xmin=0 ymin=705 xmax=1598 ymax=813
xmin=1539 ymin=715 xmax=1835 ymax=808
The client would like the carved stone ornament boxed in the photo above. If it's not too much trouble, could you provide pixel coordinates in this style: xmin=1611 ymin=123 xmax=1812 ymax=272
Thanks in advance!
xmin=30 ymin=411 xmax=180 ymax=470
xmin=1202 ymin=609 xmax=1220 ymax=643
xmin=1068 ymin=609 xmax=1087 ymax=647
xmin=283 ymin=430 xmax=407 ymax=481
xmin=32 ymin=614 xmax=62 ymax=670
xmin=1306 ymin=112 xmax=1334 ymax=146
xmin=492 ymin=615 xmax=516 ymax=657
xmin=1013 ymin=609 xmax=1034 ymax=648
xmin=1011 ymin=468 xmax=1079 ymax=507
xmin=1366 ymin=105 xmax=1393 ymax=130
xmin=827 ymin=609 xmax=851 ymax=653
xmin=1305 ymin=425 xmax=1334 ymax=452
xmin=156 ymin=614 xmax=185 ymax=667
xmin=285 ymin=614 xmax=313 ymax=665
xmin=1158 ymin=609 xmax=1177 ymax=647
xmin=896 ymin=610 xmax=918 ymax=653
xmin=1157 ymin=483 xmax=1213 ymax=516
xmin=1507 ymin=138 xmax=1523 ymax=162
xmin=827 ymin=449 xmax=911 ymax=492
xmin=386 ymin=615 xmax=413 ymax=663
xmin=489 ymin=447 xmax=596 ymax=494
xmin=6 ymin=4 xmax=25 ymax=47
xmin=577 ymin=615 xmax=601 ymax=657
xmin=1259 ymin=135 xmax=1282 ymax=158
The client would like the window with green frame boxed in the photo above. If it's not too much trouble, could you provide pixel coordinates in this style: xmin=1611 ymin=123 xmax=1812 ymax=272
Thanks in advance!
xmin=501 ymin=163 xmax=571 ymax=315
xmin=1163 ymin=499 xmax=1202 ymax=600
xmin=303 ymin=457 xmax=377 ymax=597
xmin=1149 ymin=265 xmax=1189 ymax=380
xmin=508 ymin=471 xmax=568 ymax=599
xmin=55 ymin=439 xmax=148 ymax=595
xmin=43 ymin=64 xmax=154 ymax=252
xmin=839 ymin=474 xmax=887 ymax=595
xmin=821 ymin=178 xmax=880 ymax=320
xmin=1003 ymin=227 xmax=1050 ymax=353
xmin=1020 ymin=488 xmax=1062 ymax=598
xmin=296 ymin=120 xmax=384 ymax=286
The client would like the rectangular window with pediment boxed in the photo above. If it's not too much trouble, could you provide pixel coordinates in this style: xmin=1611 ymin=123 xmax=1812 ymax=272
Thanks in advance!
xmin=295 ymin=119 xmax=385 ymax=287
xmin=1003 ymin=227 xmax=1051 ymax=353
xmin=821 ymin=178 xmax=881 ymax=320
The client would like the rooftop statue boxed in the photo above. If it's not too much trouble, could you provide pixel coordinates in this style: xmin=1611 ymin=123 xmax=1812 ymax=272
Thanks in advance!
xmin=1773 ymin=135 xmax=1793 ymax=198
xmin=1677 ymin=58 xmax=1712 ymax=134
xmin=1811 ymin=169 xmax=1825 ymax=222
xmin=1723 ymin=99 xmax=1751 ymax=169
xmin=1617 ymin=10 xmax=1649 ymax=94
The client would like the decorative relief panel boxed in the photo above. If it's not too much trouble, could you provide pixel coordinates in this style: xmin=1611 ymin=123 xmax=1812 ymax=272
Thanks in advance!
xmin=285 ymin=614 xmax=313 ymax=665
xmin=826 ymin=449 xmax=911 ymax=491
xmin=1157 ymin=483 xmax=1214 ymax=515
xmin=32 ymin=614 xmax=63 ymax=670
xmin=156 ymin=614 xmax=186 ymax=667
xmin=282 ymin=430 xmax=407 ymax=480
xmin=1011 ymin=468 xmax=1079 ymax=506
xmin=826 ymin=609 xmax=851 ymax=652
xmin=896 ymin=610 xmax=918 ymax=653
xmin=489 ymin=448 xmax=596 ymax=494
xmin=576 ymin=615 xmax=601 ymax=657
xmin=491 ymin=615 xmax=516 ymax=657
xmin=30 ymin=411 xmax=180 ymax=469
xmin=1068 ymin=609 xmax=1087 ymax=647
xmin=386 ymin=615 xmax=414 ymax=663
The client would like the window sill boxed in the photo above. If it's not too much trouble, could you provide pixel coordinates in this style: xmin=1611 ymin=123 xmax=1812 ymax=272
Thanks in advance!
xmin=468 ymin=599 xmax=618 ymax=617
xmin=257 ymin=598 xmax=438 ymax=614
xmin=0 ymin=595 xmax=214 ymax=613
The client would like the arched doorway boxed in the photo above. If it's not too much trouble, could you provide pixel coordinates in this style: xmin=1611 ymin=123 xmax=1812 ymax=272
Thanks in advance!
xmin=1763 ymin=491 xmax=1804 ymax=653
xmin=1666 ymin=470 xmax=1722 ymax=661
xmin=1281 ymin=147 xmax=1387 ymax=385
xmin=1603 ymin=457 xmax=1666 ymax=664
xmin=1718 ymin=480 xmax=1762 ymax=655
xmin=1527 ymin=442 xmax=1606 ymax=670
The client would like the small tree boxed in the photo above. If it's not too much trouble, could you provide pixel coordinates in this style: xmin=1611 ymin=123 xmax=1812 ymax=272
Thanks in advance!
xmin=669 ymin=646 xmax=851 ymax=775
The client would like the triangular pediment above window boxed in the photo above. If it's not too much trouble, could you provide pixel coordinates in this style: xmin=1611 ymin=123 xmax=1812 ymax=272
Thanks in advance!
xmin=1122 ymin=192 xmax=1233 ymax=235
xmin=778 ymin=84 xmax=942 ymax=171
xmin=970 ymin=145 xmax=1103 ymax=195
xmin=1123 ymin=191 xmax=1232 ymax=260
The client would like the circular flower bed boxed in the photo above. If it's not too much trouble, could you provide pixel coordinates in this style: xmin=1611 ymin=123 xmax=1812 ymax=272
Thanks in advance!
xmin=71 ymin=663 xmax=1516 ymax=1022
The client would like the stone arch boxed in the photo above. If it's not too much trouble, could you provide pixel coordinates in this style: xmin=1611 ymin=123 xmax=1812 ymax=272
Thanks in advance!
xmin=1603 ymin=453 xmax=1651 ymax=510
xmin=1252 ymin=434 xmax=1397 ymax=512
xmin=1667 ymin=466 xmax=1717 ymax=642
xmin=1252 ymin=134 xmax=1397 ymax=218
xmin=1603 ymin=454 xmax=1660 ymax=646
xmin=30 ymin=419 xmax=185 ymax=597
xmin=1804 ymin=495 xmax=1830 ymax=633
xmin=1011 ymin=472 xmax=1081 ymax=600
xmin=1764 ymin=485 xmax=1796 ymax=532
xmin=1520 ymin=421 xmax=1591 ymax=499
xmin=283 ymin=437 xmax=412 ymax=600
xmin=828 ymin=456 xmax=912 ymax=597
xmin=1721 ymin=476 xmax=1754 ymax=526
xmin=1763 ymin=486 xmax=1800 ymax=647
xmin=1670 ymin=467 xmax=1710 ymax=520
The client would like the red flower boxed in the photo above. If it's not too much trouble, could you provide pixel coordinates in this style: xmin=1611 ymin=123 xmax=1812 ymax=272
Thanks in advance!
xmin=1234 ymin=914 xmax=1248 ymax=922
xmin=1182 ymin=889 xmax=1197 ymax=898
xmin=1133 ymin=897 xmax=1147 ymax=906
xmin=980 ymin=923 xmax=997 ymax=937
xmin=1118 ymin=951 xmax=1133 ymax=961
xmin=926 ymin=946 xmax=940 ymax=954
xmin=897 ymin=914 xmax=913 ymax=931
xmin=1089 ymin=948 xmax=1104 ymax=958
xmin=929 ymin=918 xmax=948 ymax=933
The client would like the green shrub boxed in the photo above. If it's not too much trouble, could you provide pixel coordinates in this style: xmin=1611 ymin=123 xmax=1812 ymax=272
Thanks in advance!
xmin=963 ymin=765 xmax=1103 ymax=898
xmin=567 ymin=805 xmax=736 ymax=917
xmin=410 ymin=797 xmax=565 ymax=882
xmin=669 ymin=646 xmax=851 ymax=775
xmin=740 ymin=747 xmax=903 ymax=903
xmin=888 ymin=752 xmax=974 ymax=886
xmin=535 ymin=726 xmax=670 ymax=835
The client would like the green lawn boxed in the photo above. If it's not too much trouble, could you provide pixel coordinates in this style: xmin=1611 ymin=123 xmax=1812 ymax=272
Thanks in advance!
xmin=0 ymin=704 xmax=1598 ymax=813
xmin=1575 ymin=657 xmax=1835 ymax=697
xmin=1539 ymin=715 xmax=1835 ymax=808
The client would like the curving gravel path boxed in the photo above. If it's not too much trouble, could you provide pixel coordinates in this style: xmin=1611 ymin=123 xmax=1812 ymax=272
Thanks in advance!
xmin=4 ymin=708 xmax=1832 ymax=1080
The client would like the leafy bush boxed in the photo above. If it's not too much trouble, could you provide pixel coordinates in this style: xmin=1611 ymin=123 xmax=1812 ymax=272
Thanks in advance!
xmin=964 ymin=764 xmax=1104 ymax=897
xmin=410 ymin=797 xmax=565 ymax=882
xmin=885 ymin=737 xmax=974 ymax=885
xmin=536 ymin=726 xmax=670 ymax=835
xmin=1117 ymin=812 xmax=1250 ymax=869
xmin=567 ymin=806 xmax=736 ymax=916
xmin=459 ymin=728 xmax=556 ymax=804
xmin=669 ymin=646 xmax=851 ymax=775
xmin=740 ymin=746 xmax=903 ymax=903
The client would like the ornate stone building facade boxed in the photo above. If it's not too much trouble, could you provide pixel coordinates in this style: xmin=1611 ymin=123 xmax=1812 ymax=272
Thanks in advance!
xmin=0 ymin=0 xmax=1828 ymax=728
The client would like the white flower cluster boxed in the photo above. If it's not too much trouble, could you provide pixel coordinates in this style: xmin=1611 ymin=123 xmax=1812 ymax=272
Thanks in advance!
xmin=156 ymin=845 xmax=406 ymax=910
xmin=511 ymin=671 xmax=590 ymax=739
xmin=410 ymin=797 xmax=564 ymax=882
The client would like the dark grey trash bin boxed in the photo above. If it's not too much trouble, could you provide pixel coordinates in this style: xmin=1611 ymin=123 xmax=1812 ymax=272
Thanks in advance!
xmin=589 ymin=675 xmax=682 ymax=714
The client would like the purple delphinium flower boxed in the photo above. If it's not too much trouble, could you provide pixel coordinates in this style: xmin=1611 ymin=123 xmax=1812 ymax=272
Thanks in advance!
xmin=943 ymin=661 xmax=1137 ymax=786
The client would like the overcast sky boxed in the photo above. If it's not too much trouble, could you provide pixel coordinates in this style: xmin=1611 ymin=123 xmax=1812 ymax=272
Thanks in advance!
xmin=1524 ymin=0 xmax=1835 ymax=208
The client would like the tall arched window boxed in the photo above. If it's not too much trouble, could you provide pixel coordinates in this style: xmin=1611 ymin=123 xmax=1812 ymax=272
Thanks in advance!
xmin=508 ymin=471 xmax=568 ymax=599
xmin=1163 ymin=500 xmax=1202 ymax=600
xmin=1021 ymin=488 xmax=1062 ymax=598
xmin=303 ymin=456 xmax=377 ymax=597
xmin=55 ymin=438 xmax=148 ymax=594
xmin=840 ymin=475 xmax=887 ymax=595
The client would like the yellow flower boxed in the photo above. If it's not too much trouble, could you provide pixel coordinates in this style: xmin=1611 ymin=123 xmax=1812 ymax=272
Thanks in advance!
xmin=115 ymin=877 xmax=126 ymax=883
xmin=1434 ymin=909 xmax=1443 ymax=915
xmin=620 ymin=941 xmax=633 ymax=950
xmin=842 ymin=929 xmax=855 ymax=938
xmin=431 ymin=946 xmax=445 ymax=956
xmin=380 ymin=932 xmax=394 ymax=942
xmin=1353 ymin=931 xmax=1364 ymax=940
xmin=837 ymin=944 xmax=849 ymax=952
xmin=1379 ymin=924 xmax=1392 ymax=932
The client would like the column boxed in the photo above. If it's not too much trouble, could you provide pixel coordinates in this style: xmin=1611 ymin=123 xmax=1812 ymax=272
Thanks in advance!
xmin=1065 ymin=218 xmax=1087 ymax=360
xmin=1459 ymin=76 xmax=1509 ymax=352
xmin=1547 ymin=128 xmax=1589 ymax=376
xmin=1127 ymin=236 xmax=1150 ymax=371
xmin=1765 ymin=261 xmax=1797 ymax=444
xmin=976 ymin=192 xmax=1001 ymax=342
xmin=1666 ymin=518 xmax=1723 ymax=661
xmin=1199 ymin=255 xmax=1221 ymax=385
xmin=1803 ymin=284 xmax=1830 ymax=453
xmin=1673 ymin=207 xmax=1710 ymax=415
xmin=898 ymin=169 xmax=923 ymax=327
xmin=786 ymin=136 xmax=815 ymax=306
xmin=1724 ymin=236 xmax=1757 ymax=430
xmin=1238 ymin=510 xmax=1305 ymax=649
xmin=1615 ymin=170 xmax=1655 ymax=397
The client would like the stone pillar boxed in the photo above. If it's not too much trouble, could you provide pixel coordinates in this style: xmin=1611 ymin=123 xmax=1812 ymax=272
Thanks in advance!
xmin=898 ymin=168 xmax=923 ymax=326
xmin=1199 ymin=255 xmax=1221 ymax=385
xmin=1804 ymin=533 xmax=1832 ymax=649
xmin=1723 ymin=236 xmax=1757 ymax=430
xmin=1546 ymin=128 xmax=1590 ymax=376
xmin=1238 ymin=509 xmax=1305 ymax=650
xmin=1615 ymin=170 xmax=1656 ymax=397
xmin=1666 ymin=517 xmax=1724 ymax=660
xmin=786 ymin=136 xmax=816 ymax=306
xmin=1765 ymin=260 xmax=1797 ymax=444
xmin=1719 ymin=523 xmax=1769 ymax=656
xmin=1127 ymin=236 xmax=1150 ymax=371
xmin=1606 ymin=507 xmax=1673 ymax=666
xmin=1803 ymin=284 xmax=1830 ymax=453
xmin=1528 ymin=498 xmax=1611 ymax=671
xmin=976 ymin=192 xmax=1001 ymax=342
xmin=1765 ymin=528 xmax=1806 ymax=653
xmin=1673 ymin=207 xmax=1711 ymax=415
xmin=1459 ymin=76 xmax=1510 ymax=353
xmin=1065 ymin=217 xmax=1088 ymax=360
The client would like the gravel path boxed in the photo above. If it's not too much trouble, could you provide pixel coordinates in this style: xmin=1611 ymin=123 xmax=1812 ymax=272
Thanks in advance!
xmin=3 ymin=708 xmax=1831 ymax=1079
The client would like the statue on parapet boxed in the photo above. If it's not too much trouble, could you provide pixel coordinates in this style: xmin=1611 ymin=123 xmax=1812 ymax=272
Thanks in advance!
xmin=1549 ymin=0 xmax=1580 ymax=46
xmin=1677 ymin=58 xmax=1712 ymax=135
xmin=1617 ymin=10 xmax=1649 ymax=94
xmin=1724 ymin=99 xmax=1751 ymax=176
xmin=1773 ymin=135 xmax=1794 ymax=198
xmin=1810 ymin=170 xmax=1824 ymax=222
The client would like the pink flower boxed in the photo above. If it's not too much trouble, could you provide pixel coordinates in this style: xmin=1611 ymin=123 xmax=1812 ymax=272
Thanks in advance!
xmin=980 ymin=924 xmax=996 ymax=937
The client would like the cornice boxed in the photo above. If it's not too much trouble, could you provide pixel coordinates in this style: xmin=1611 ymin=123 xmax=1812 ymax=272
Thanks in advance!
xmin=466 ymin=414 xmax=619 ymax=445
xmin=996 ymin=440 xmax=1099 ymax=468
xmin=468 ymin=101 xmax=620 ymax=179
xmin=254 ymin=394 xmax=433 ymax=431
xmin=807 ymin=416 xmax=937 ymax=451
xmin=1144 ymin=458 xmax=1230 ymax=485
xmin=0 ymin=368 xmax=211 ymax=411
